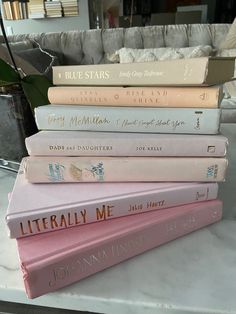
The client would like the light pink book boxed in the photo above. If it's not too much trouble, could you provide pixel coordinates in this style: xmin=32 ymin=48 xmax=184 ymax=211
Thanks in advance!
xmin=17 ymin=199 xmax=223 ymax=299
xmin=6 ymin=161 xmax=218 ymax=238
xmin=47 ymin=85 xmax=222 ymax=108
xmin=25 ymin=131 xmax=228 ymax=157
xmin=24 ymin=156 xmax=228 ymax=183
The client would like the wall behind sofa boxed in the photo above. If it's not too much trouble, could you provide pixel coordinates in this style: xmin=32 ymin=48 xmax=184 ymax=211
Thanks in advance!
xmin=1 ymin=0 xmax=90 ymax=35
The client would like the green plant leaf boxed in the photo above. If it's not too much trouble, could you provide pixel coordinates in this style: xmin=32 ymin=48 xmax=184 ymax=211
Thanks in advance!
xmin=0 ymin=80 xmax=17 ymax=86
xmin=21 ymin=75 xmax=53 ymax=111
xmin=0 ymin=59 xmax=20 ymax=84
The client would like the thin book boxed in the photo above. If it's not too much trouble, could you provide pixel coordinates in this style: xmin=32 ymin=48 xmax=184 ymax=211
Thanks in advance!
xmin=25 ymin=131 xmax=228 ymax=157
xmin=35 ymin=105 xmax=221 ymax=134
xmin=24 ymin=156 xmax=228 ymax=183
xmin=47 ymin=85 xmax=223 ymax=108
xmin=6 ymin=161 xmax=219 ymax=238
xmin=52 ymin=57 xmax=235 ymax=86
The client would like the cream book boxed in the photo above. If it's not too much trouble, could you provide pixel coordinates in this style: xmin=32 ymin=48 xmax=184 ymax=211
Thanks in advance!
xmin=53 ymin=57 xmax=235 ymax=86
xmin=24 ymin=156 xmax=228 ymax=183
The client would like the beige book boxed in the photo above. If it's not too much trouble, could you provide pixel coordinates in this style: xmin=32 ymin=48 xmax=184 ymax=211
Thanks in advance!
xmin=12 ymin=1 xmax=21 ymax=19
xmin=48 ymin=85 xmax=223 ymax=108
xmin=53 ymin=57 xmax=235 ymax=87
xmin=2 ymin=2 xmax=12 ymax=19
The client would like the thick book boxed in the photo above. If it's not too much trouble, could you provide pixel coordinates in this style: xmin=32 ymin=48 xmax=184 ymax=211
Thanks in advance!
xmin=35 ymin=105 xmax=221 ymax=134
xmin=52 ymin=57 xmax=235 ymax=86
xmin=25 ymin=131 xmax=228 ymax=157
xmin=47 ymin=86 xmax=223 ymax=108
xmin=24 ymin=156 xmax=228 ymax=183
xmin=17 ymin=199 xmax=223 ymax=298
xmin=6 ymin=163 xmax=219 ymax=238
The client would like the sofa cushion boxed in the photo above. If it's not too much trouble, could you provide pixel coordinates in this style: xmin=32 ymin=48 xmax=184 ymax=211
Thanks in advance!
xmin=111 ymin=45 xmax=213 ymax=63
xmin=2 ymin=40 xmax=34 ymax=52
xmin=15 ymin=47 xmax=59 ymax=80
xmin=0 ymin=45 xmax=40 ymax=76
xmin=219 ymin=18 xmax=236 ymax=49
xmin=188 ymin=24 xmax=212 ymax=47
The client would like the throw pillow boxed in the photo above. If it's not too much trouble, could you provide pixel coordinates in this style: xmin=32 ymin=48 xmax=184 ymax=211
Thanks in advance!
xmin=0 ymin=45 xmax=40 ymax=76
xmin=15 ymin=47 xmax=59 ymax=80
xmin=219 ymin=18 xmax=236 ymax=49
xmin=109 ymin=46 xmax=213 ymax=63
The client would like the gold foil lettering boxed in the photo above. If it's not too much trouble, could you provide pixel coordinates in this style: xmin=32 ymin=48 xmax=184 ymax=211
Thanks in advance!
xmin=32 ymin=219 xmax=41 ymax=232
xmin=60 ymin=215 xmax=68 ymax=228
xmin=68 ymin=213 xmax=73 ymax=226
xmin=70 ymin=115 xmax=110 ymax=127
xmin=146 ymin=200 xmax=165 ymax=208
xmin=20 ymin=222 xmax=28 ymax=236
xmin=80 ymin=209 xmax=87 ymax=223
xmin=48 ymin=115 xmax=65 ymax=127
xmin=128 ymin=203 xmax=143 ymax=212
xmin=51 ymin=215 xmax=58 ymax=229
xmin=42 ymin=217 xmax=48 ymax=229
xmin=19 ymin=211 xmax=88 ymax=236
xmin=96 ymin=204 xmax=114 ymax=221
xmin=28 ymin=220 xmax=33 ymax=234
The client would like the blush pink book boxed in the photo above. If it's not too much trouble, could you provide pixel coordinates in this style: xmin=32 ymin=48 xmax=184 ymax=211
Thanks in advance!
xmin=17 ymin=199 xmax=222 ymax=299
xmin=6 ymin=161 xmax=218 ymax=238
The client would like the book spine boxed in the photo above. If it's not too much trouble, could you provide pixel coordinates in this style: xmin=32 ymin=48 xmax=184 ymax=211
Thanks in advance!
xmin=24 ymin=156 xmax=228 ymax=183
xmin=35 ymin=105 xmax=221 ymax=134
xmin=25 ymin=132 xmax=228 ymax=157
xmin=53 ymin=58 xmax=209 ymax=86
xmin=47 ymin=86 xmax=221 ymax=108
xmin=21 ymin=200 xmax=222 ymax=298
xmin=8 ymin=182 xmax=218 ymax=238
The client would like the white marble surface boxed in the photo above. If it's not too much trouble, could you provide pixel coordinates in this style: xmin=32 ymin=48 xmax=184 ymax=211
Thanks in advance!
xmin=0 ymin=124 xmax=236 ymax=314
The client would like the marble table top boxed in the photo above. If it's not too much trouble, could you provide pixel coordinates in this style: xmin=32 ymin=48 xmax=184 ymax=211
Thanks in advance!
xmin=0 ymin=124 xmax=236 ymax=314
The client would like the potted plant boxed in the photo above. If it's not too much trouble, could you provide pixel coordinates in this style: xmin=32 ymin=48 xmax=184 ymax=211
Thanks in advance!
xmin=0 ymin=9 xmax=52 ymax=164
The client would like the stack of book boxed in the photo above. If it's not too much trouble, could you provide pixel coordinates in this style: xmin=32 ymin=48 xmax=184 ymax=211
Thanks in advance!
xmin=6 ymin=57 xmax=234 ymax=299
xmin=60 ymin=0 xmax=79 ymax=16
xmin=27 ymin=0 xmax=45 ymax=18
xmin=45 ymin=0 xmax=62 ymax=18
xmin=2 ymin=0 xmax=28 ymax=20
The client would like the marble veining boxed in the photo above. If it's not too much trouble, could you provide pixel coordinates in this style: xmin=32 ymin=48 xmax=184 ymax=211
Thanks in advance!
xmin=0 ymin=124 xmax=236 ymax=314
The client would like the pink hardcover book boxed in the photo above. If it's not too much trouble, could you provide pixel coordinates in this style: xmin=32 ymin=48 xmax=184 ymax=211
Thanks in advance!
xmin=24 ymin=156 xmax=228 ymax=183
xmin=47 ymin=85 xmax=222 ymax=108
xmin=17 ymin=199 xmax=223 ymax=299
xmin=6 ymin=161 xmax=218 ymax=238
xmin=25 ymin=131 xmax=228 ymax=157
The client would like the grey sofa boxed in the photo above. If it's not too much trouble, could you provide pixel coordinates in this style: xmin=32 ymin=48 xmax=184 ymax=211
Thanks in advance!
xmin=2 ymin=23 xmax=236 ymax=122
xmin=4 ymin=24 xmax=233 ymax=64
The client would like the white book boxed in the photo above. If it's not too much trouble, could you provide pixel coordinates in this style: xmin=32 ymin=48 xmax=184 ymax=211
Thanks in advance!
xmin=35 ymin=105 xmax=221 ymax=134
